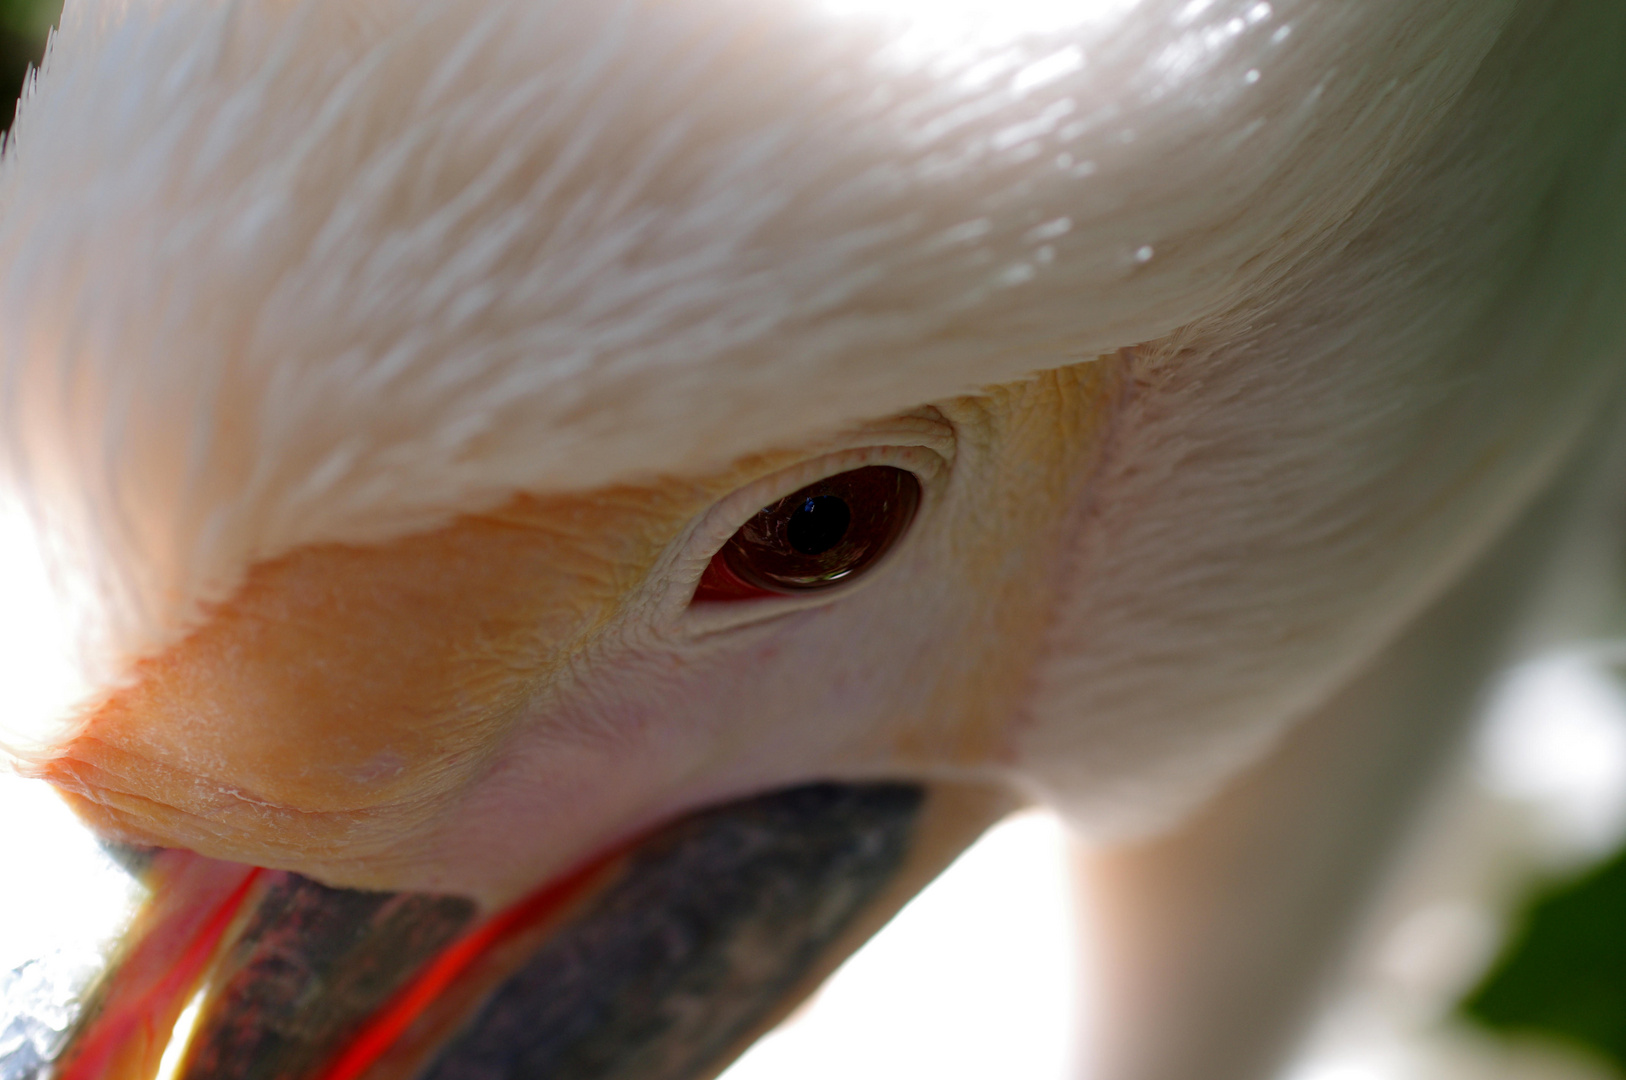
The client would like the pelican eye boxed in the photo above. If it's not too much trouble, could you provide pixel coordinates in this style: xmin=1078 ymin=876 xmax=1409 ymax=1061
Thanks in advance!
xmin=694 ymin=466 xmax=922 ymax=601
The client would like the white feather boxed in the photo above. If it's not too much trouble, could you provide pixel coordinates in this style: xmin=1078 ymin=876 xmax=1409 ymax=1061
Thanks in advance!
xmin=0 ymin=0 xmax=1615 ymax=770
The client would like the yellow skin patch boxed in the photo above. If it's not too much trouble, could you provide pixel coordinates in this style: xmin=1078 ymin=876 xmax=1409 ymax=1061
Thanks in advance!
xmin=41 ymin=362 xmax=1123 ymax=905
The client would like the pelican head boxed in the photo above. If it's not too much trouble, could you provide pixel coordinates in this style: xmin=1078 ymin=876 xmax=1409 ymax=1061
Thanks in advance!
xmin=1 ymin=0 xmax=1624 ymax=1077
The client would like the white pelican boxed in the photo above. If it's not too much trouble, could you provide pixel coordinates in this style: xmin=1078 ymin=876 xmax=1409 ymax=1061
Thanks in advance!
xmin=1 ymin=0 xmax=1624 ymax=1077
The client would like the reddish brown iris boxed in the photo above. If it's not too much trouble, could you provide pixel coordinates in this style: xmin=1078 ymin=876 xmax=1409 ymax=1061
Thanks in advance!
xmin=694 ymin=466 xmax=922 ymax=602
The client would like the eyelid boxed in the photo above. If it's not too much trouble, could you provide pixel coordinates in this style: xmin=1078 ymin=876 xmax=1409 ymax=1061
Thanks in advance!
xmin=659 ymin=443 xmax=948 ymax=635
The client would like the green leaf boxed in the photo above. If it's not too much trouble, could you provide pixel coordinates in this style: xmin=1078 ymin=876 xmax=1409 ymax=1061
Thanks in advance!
xmin=0 ymin=0 xmax=59 ymax=40
xmin=1462 ymin=845 xmax=1626 ymax=1074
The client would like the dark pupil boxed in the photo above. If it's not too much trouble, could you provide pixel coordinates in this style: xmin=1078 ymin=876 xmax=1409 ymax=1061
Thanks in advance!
xmin=786 ymin=496 xmax=851 ymax=556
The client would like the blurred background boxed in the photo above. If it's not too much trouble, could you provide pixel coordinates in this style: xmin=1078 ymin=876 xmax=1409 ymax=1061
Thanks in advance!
xmin=2 ymin=5 xmax=1622 ymax=1078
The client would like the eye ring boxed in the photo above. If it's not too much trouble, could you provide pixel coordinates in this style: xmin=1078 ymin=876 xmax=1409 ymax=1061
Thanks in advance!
xmin=694 ymin=466 xmax=922 ymax=602
xmin=656 ymin=434 xmax=951 ymax=632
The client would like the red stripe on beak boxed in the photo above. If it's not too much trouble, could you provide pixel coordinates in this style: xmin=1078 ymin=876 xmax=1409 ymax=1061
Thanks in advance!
xmin=56 ymin=854 xmax=265 ymax=1080
xmin=316 ymin=845 xmax=627 ymax=1080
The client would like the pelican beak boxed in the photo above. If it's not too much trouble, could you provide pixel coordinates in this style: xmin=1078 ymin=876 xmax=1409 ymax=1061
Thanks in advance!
xmin=3 ymin=779 xmax=1012 ymax=1080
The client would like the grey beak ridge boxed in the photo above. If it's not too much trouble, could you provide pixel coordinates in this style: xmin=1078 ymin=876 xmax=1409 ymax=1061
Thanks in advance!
xmin=411 ymin=782 xmax=925 ymax=1080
